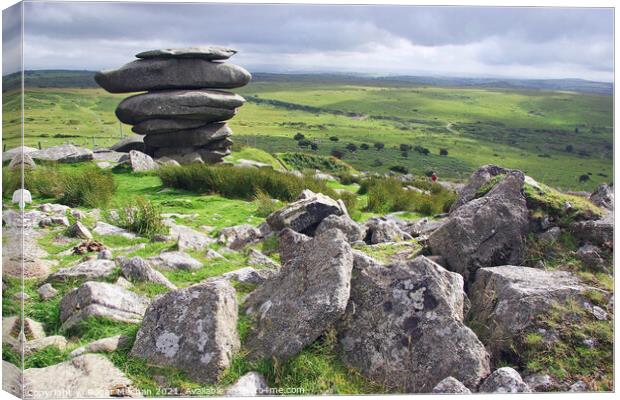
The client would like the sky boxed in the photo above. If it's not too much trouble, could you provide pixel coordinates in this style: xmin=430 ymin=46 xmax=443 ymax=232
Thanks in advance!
xmin=2 ymin=2 xmax=615 ymax=81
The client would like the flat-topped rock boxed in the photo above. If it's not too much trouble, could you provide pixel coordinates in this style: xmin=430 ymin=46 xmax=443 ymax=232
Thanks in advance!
xmin=144 ymin=122 xmax=232 ymax=148
xmin=148 ymin=251 xmax=203 ymax=271
xmin=48 ymin=259 xmax=117 ymax=282
xmin=96 ymin=58 xmax=251 ymax=93
xmin=118 ymin=256 xmax=177 ymax=290
xmin=70 ymin=335 xmax=129 ymax=358
xmin=30 ymin=144 xmax=94 ymax=163
xmin=92 ymin=221 xmax=137 ymax=239
xmin=132 ymin=118 xmax=209 ymax=135
xmin=136 ymin=46 xmax=237 ymax=61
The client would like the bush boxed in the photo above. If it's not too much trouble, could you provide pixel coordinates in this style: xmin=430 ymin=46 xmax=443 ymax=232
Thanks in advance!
xmin=579 ymin=174 xmax=590 ymax=182
xmin=57 ymin=167 xmax=116 ymax=208
xmin=331 ymin=149 xmax=344 ymax=159
xmin=399 ymin=144 xmax=412 ymax=152
xmin=371 ymin=159 xmax=383 ymax=167
xmin=254 ymin=190 xmax=281 ymax=217
xmin=329 ymin=136 xmax=339 ymax=142
xmin=439 ymin=148 xmax=449 ymax=156
xmin=297 ymin=139 xmax=312 ymax=147
xmin=414 ymin=145 xmax=430 ymax=156
xmin=389 ymin=165 xmax=409 ymax=174
xmin=310 ymin=143 xmax=318 ymax=151
xmin=346 ymin=143 xmax=358 ymax=152
xmin=280 ymin=152 xmax=352 ymax=173
xmin=374 ymin=142 xmax=385 ymax=150
xmin=112 ymin=196 xmax=168 ymax=239
xmin=360 ymin=143 xmax=369 ymax=150
xmin=294 ymin=132 xmax=305 ymax=141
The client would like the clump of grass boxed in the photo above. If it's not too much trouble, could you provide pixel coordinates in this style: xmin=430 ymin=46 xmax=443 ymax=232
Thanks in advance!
xmin=113 ymin=196 xmax=168 ymax=239
xmin=253 ymin=190 xmax=281 ymax=217
xmin=524 ymin=182 xmax=603 ymax=225
xmin=279 ymin=152 xmax=353 ymax=174
xmin=57 ymin=166 xmax=116 ymax=208
xmin=474 ymin=174 xmax=506 ymax=198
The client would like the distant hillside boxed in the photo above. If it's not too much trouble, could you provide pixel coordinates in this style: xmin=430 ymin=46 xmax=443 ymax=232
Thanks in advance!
xmin=2 ymin=70 xmax=613 ymax=95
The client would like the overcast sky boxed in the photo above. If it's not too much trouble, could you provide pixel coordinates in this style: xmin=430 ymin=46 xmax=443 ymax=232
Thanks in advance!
xmin=2 ymin=2 xmax=614 ymax=81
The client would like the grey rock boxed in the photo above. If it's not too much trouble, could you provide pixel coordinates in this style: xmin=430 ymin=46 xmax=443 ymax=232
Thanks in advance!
xmin=144 ymin=122 xmax=232 ymax=148
xmin=116 ymin=89 xmax=244 ymax=125
xmin=524 ymin=373 xmax=558 ymax=392
xmin=267 ymin=190 xmax=347 ymax=235
xmin=8 ymin=152 xmax=36 ymax=170
xmin=48 ymin=259 xmax=116 ymax=282
xmin=570 ymin=211 xmax=613 ymax=247
xmin=468 ymin=266 xmax=587 ymax=359
xmin=225 ymin=372 xmax=269 ymax=396
xmin=31 ymin=144 xmax=94 ymax=163
xmin=96 ymin=58 xmax=251 ymax=93
xmin=277 ymin=228 xmax=311 ymax=265
xmin=247 ymin=249 xmax=280 ymax=269
xmin=576 ymin=244 xmax=608 ymax=272
xmin=24 ymin=335 xmax=68 ymax=355
xmin=428 ymin=171 xmax=529 ymax=282
xmin=221 ymin=267 xmax=277 ymax=285
xmin=92 ymin=221 xmax=137 ymax=239
xmin=404 ymin=217 xmax=446 ymax=237
xmin=2 ymin=145 xmax=38 ymax=161
xmin=38 ymin=283 xmax=58 ymax=300
xmin=156 ymin=157 xmax=181 ymax=167
xmin=67 ymin=221 xmax=93 ymax=240
xmin=218 ymin=224 xmax=263 ymax=250
xmin=205 ymin=249 xmax=225 ymax=259
xmin=537 ymin=226 xmax=561 ymax=243
xmin=118 ymin=256 xmax=177 ymax=290
xmin=364 ymin=217 xmax=413 ymax=244
xmin=118 ymin=150 xmax=159 ymax=172
xmin=59 ymin=281 xmax=149 ymax=330
xmin=109 ymin=135 xmax=144 ymax=153
xmin=148 ymin=251 xmax=203 ymax=271
xmin=2 ymin=360 xmax=22 ymax=398
xmin=70 ymin=335 xmax=129 ymax=358
xmin=169 ymin=223 xmax=214 ymax=251
xmin=39 ymin=215 xmax=70 ymax=228
xmin=432 ymin=377 xmax=471 ymax=394
xmin=315 ymin=214 xmax=365 ymax=242
xmin=569 ymin=380 xmax=588 ymax=392
xmin=93 ymin=149 xmax=126 ymax=162
xmin=131 ymin=280 xmax=239 ymax=383
xmin=115 ymin=277 xmax=134 ymax=290
xmin=244 ymin=229 xmax=353 ymax=361
xmin=479 ymin=367 xmax=531 ymax=393
xmin=450 ymin=164 xmax=511 ymax=212
xmin=132 ymin=118 xmax=208 ymax=135
xmin=98 ymin=249 xmax=114 ymax=260
xmin=589 ymin=184 xmax=613 ymax=210
xmin=23 ymin=354 xmax=137 ymax=398
xmin=136 ymin=46 xmax=237 ymax=61
xmin=153 ymin=147 xmax=230 ymax=165
xmin=338 ymin=255 xmax=490 ymax=392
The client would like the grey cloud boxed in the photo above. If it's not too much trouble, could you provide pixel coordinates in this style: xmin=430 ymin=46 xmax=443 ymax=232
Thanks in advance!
xmin=3 ymin=2 xmax=22 ymax=75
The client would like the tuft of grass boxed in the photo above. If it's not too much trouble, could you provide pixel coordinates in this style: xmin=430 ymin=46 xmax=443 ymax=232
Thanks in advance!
xmin=56 ymin=166 xmax=117 ymax=208
xmin=279 ymin=152 xmax=354 ymax=174
xmin=113 ymin=196 xmax=168 ymax=239
xmin=253 ymin=190 xmax=281 ymax=217
xmin=524 ymin=182 xmax=603 ymax=225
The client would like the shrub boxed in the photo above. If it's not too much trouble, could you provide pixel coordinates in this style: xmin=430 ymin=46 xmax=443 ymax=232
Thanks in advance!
xmin=113 ymin=196 xmax=168 ymax=239
xmin=346 ymin=143 xmax=358 ymax=152
xmin=297 ymin=139 xmax=312 ymax=147
xmin=389 ymin=165 xmax=409 ymax=174
xmin=294 ymin=132 xmax=305 ymax=141
xmin=371 ymin=159 xmax=383 ymax=167
xmin=2 ymin=168 xmax=21 ymax=198
xmin=331 ymin=149 xmax=344 ymax=159
xmin=565 ymin=144 xmax=574 ymax=153
xmin=439 ymin=148 xmax=449 ymax=156
xmin=373 ymin=142 xmax=385 ymax=150
xmin=279 ymin=152 xmax=351 ymax=173
xmin=399 ymin=144 xmax=412 ymax=152
xmin=329 ymin=136 xmax=339 ymax=142
xmin=310 ymin=143 xmax=318 ymax=151
xmin=401 ymin=151 xmax=408 ymax=158
xmin=57 ymin=167 xmax=116 ymax=208
xmin=254 ymin=190 xmax=280 ymax=217
xmin=414 ymin=145 xmax=430 ymax=155
xmin=579 ymin=174 xmax=590 ymax=182
xmin=360 ymin=143 xmax=370 ymax=150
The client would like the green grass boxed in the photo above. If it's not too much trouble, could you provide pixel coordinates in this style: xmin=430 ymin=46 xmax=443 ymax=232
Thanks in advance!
xmin=524 ymin=182 xmax=603 ymax=224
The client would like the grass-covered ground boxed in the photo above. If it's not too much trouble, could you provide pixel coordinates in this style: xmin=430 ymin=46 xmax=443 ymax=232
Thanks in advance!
xmin=2 ymin=75 xmax=612 ymax=190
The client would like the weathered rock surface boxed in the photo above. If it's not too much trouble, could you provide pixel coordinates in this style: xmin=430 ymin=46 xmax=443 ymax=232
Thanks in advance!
xmin=363 ymin=217 xmax=413 ymax=244
xmin=67 ymin=221 xmax=93 ymax=240
xmin=38 ymin=283 xmax=58 ymax=300
xmin=109 ymin=135 xmax=145 ymax=153
xmin=315 ymin=214 xmax=365 ymax=242
xmin=221 ymin=267 xmax=277 ymax=285
xmin=23 ymin=354 xmax=137 ymax=398
xmin=2 ymin=360 xmax=22 ymax=398
xmin=589 ymin=184 xmax=613 ymax=210
xmin=119 ymin=150 xmax=159 ymax=172
xmin=404 ymin=217 xmax=446 ymax=238
xmin=247 ymin=249 xmax=280 ymax=269
xmin=266 ymin=190 xmax=347 ymax=235
xmin=96 ymin=59 xmax=251 ymax=93
xmin=218 ymin=224 xmax=263 ymax=250
xmin=48 ymin=259 xmax=116 ymax=282
xmin=468 ymin=266 xmax=588 ymax=358
xmin=144 ymin=122 xmax=231 ymax=147
xmin=428 ymin=171 xmax=529 ymax=282
xmin=169 ymin=223 xmax=213 ymax=251
xmin=131 ymin=280 xmax=239 ymax=383
xmin=132 ymin=118 xmax=209 ymax=135
xmin=479 ymin=367 xmax=531 ymax=393
xmin=225 ymin=372 xmax=269 ymax=396
xmin=524 ymin=373 xmax=559 ymax=392
xmin=8 ymin=152 xmax=36 ymax=170
xmin=576 ymin=244 xmax=608 ymax=272
xmin=450 ymin=164 xmax=510 ymax=212
xmin=93 ymin=149 xmax=126 ymax=163
xmin=70 ymin=335 xmax=129 ymax=358
xmin=337 ymin=255 xmax=490 ymax=392
xmin=244 ymin=229 xmax=353 ymax=361
xmin=2 ymin=145 xmax=38 ymax=161
xmin=277 ymin=228 xmax=311 ymax=265
xmin=569 ymin=211 xmax=613 ymax=247
xmin=30 ymin=144 xmax=94 ymax=163
xmin=148 ymin=251 xmax=203 ymax=271
xmin=136 ymin=46 xmax=237 ymax=61
xmin=117 ymin=256 xmax=177 ymax=290
xmin=60 ymin=281 xmax=149 ymax=330
xmin=152 ymin=147 xmax=230 ymax=164
xmin=92 ymin=221 xmax=137 ymax=239
xmin=24 ymin=335 xmax=68 ymax=355
xmin=432 ymin=377 xmax=471 ymax=394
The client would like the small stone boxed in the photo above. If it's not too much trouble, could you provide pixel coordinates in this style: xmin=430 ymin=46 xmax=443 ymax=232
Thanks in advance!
xmin=13 ymin=292 xmax=29 ymax=301
xmin=148 ymin=251 xmax=203 ymax=271
xmin=569 ymin=380 xmax=588 ymax=392
xmin=432 ymin=377 xmax=471 ymax=394
xmin=479 ymin=367 xmax=531 ymax=393
xmin=38 ymin=283 xmax=58 ymax=300
xmin=67 ymin=221 xmax=93 ymax=240
xmin=135 ymin=46 xmax=237 ymax=61
xmin=118 ymin=150 xmax=159 ymax=172
xmin=225 ymin=372 xmax=269 ymax=396
xmin=97 ymin=249 xmax=113 ymax=260
xmin=30 ymin=144 xmax=93 ymax=163
xmin=70 ymin=335 xmax=128 ymax=358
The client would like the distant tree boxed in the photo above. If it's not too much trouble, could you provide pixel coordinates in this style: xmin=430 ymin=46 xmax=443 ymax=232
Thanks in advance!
xmin=360 ymin=143 xmax=370 ymax=150
xmin=401 ymin=151 xmax=409 ymax=158
xmin=294 ymin=132 xmax=305 ymax=141
xmin=579 ymin=174 xmax=590 ymax=183
xmin=389 ymin=165 xmax=409 ymax=174
xmin=331 ymin=149 xmax=344 ymax=159
xmin=346 ymin=143 xmax=358 ymax=152
xmin=399 ymin=144 xmax=412 ymax=152
xmin=565 ymin=144 xmax=574 ymax=153
xmin=374 ymin=142 xmax=385 ymax=150
xmin=329 ymin=136 xmax=339 ymax=142
xmin=439 ymin=148 xmax=449 ymax=156
xmin=310 ymin=143 xmax=318 ymax=151
xmin=414 ymin=145 xmax=430 ymax=156
xmin=297 ymin=139 xmax=312 ymax=147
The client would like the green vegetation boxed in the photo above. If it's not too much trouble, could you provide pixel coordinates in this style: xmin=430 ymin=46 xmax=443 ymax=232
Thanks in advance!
xmin=524 ymin=182 xmax=603 ymax=224
xmin=113 ymin=196 xmax=168 ymax=239
xmin=278 ymin=152 xmax=354 ymax=174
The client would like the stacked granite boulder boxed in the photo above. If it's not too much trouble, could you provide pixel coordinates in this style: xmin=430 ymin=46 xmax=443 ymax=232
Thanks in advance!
xmin=95 ymin=46 xmax=251 ymax=164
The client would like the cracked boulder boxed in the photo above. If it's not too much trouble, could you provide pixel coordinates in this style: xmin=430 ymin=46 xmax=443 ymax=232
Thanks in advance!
xmin=130 ymin=280 xmax=239 ymax=383
xmin=337 ymin=255 xmax=490 ymax=392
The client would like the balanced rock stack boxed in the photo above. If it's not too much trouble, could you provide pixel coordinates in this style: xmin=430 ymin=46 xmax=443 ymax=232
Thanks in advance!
xmin=95 ymin=46 xmax=251 ymax=164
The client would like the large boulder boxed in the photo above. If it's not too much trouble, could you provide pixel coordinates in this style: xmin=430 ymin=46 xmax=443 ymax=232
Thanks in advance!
xmin=337 ymin=255 xmax=490 ymax=392
xmin=118 ymin=150 xmax=159 ymax=172
xmin=450 ymin=165 xmax=510 ymax=212
xmin=23 ymin=354 xmax=137 ymax=398
xmin=115 ymin=89 xmax=245 ymax=125
xmin=8 ymin=152 xmax=36 ymax=170
xmin=136 ymin=46 xmax=237 ymax=61
xmin=130 ymin=280 xmax=239 ymax=383
xmin=428 ymin=171 xmax=529 ymax=283
xmin=59 ymin=281 xmax=149 ymax=330
xmin=132 ymin=118 xmax=208 ymax=135
xmin=266 ymin=190 xmax=347 ymax=235
xmin=2 ymin=145 xmax=38 ymax=161
xmin=243 ymin=229 xmax=353 ymax=361
xmin=468 ymin=266 xmax=588 ymax=359
xmin=48 ymin=259 xmax=117 ymax=282
xmin=363 ymin=217 xmax=413 ymax=244
xmin=30 ymin=144 xmax=94 ymax=163
xmin=589 ymin=184 xmax=613 ymax=211
xmin=109 ymin=135 xmax=144 ymax=153
xmin=144 ymin=122 xmax=231 ymax=148
xmin=315 ymin=214 xmax=366 ymax=242
xmin=117 ymin=256 xmax=177 ymax=290
xmin=96 ymin=58 xmax=251 ymax=93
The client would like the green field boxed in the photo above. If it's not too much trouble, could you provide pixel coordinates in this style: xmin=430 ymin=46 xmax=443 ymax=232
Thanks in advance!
xmin=2 ymin=76 xmax=613 ymax=190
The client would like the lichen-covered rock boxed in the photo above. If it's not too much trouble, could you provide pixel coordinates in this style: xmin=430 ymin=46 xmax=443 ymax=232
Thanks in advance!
xmin=244 ymin=229 xmax=353 ymax=361
xmin=569 ymin=211 xmax=613 ymax=247
xmin=38 ymin=283 xmax=58 ymax=300
xmin=30 ymin=144 xmax=94 ymax=163
xmin=130 ymin=280 xmax=239 ymax=383
xmin=479 ymin=367 xmax=531 ymax=393
xmin=147 ymin=251 xmax=202 ymax=271
xmin=589 ymin=184 xmax=613 ymax=211
xmin=218 ymin=224 xmax=263 ymax=250
xmin=524 ymin=373 xmax=559 ymax=392
xmin=118 ymin=150 xmax=159 ymax=172
xmin=432 ymin=377 xmax=471 ymax=394
xmin=468 ymin=266 xmax=588 ymax=359
xmin=576 ymin=244 xmax=608 ymax=272
xmin=70 ymin=335 xmax=129 ymax=358
xmin=246 ymin=249 xmax=280 ymax=269
xmin=8 ymin=152 xmax=36 ymax=171
xmin=428 ymin=171 xmax=529 ymax=282
xmin=221 ymin=267 xmax=277 ymax=285
xmin=24 ymin=335 xmax=68 ymax=355
xmin=67 ymin=221 xmax=93 ymax=240
xmin=363 ymin=217 xmax=413 ymax=244
xmin=315 ymin=214 xmax=366 ymax=242
xmin=225 ymin=372 xmax=269 ymax=396
xmin=266 ymin=190 xmax=347 ymax=235
xmin=117 ymin=256 xmax=177 ymax=290
xmin=337 ymin=255 xmax=490 ymax=392
xmin=60 ymin=281 xmax=149 ymax=330
xmin=404 ymin=217 xmax=446 ymax=238
xmin=92 ymin=221 xmax=137 ymax=239
xmin=277 ymin=228 xmax=311 ymax=265
xmin=135 ymin=46 xmax=237 ymax=61
xmin=169 ymin=223 xmax=214 ymax=251
xmin=48 ymin=259 xmax=117 ymax=282
xmin=450 ymin=164 xmax=510 ymax=212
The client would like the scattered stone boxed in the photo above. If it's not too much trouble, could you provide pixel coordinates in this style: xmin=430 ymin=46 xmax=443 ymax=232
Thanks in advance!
xmin=429 ymin=171 xmax=529 ymax=282
xmin=39 ymin=215 xmax=70 ymax=227
xmin=118 ymin=150 xmax=159 ymax=172
xmin=217 ymin=224 xmax=263 ymax=250
xmin=130 ymin=280 xmax=239 ymax=383
xmin=569 ymin=211 xmax=613 ymax=247
xmin=13 ymin=291 xmax=29 ymax=301
xmin=60 ymin=281 xmax=149 ymax=330
xmin=2 ymin=145 xmax=38 ymax=161
xmin=72 ymin=240 xmax=107 ymax=255
xmin=148 ymin=251 xmax=203 ymax=271
xmin=38 ymin=283 xmax=58 ymax=300
xmin=524 ymin=373 xmax=558 ymax=392
xmin=169 ymin=223 xmax=214 ymax=251
xmin=225 ymin=372 xmax=269 ymax=396
xmin=49 ymin=259 xmax=116 ymax=282
xmin=583 ymin=302 xmax=609 ymax=320
xmin=569 ymin=380 xmax=588 ymax=392
xmin=115 ymin=277 xmax=134 ymax=290
xmin=8 ymin=152 xmax=36 ymax=170
xmin=30 ymin=144 xmax=94 ymax=163
xmin=136 ymin=46 xmax=237 ymax=61
xmin=109 ymin=135 xmax=145 ymax=153
xmin=244 ymin=229 xmax=353 ymax=361
xmin=363 ymin=217 xmax=413 ymax=244
xmin=337 ymin=255 xmax=490 ymax=392
xmin=98 ymin=249 xmax=114 ymax=260
xmin=92 ymin=221 xmax=137 ymax=239
xmin=576 ymin=244 xmax=608 ymax=272
xmin=404 ymin=217 xmax=446 ymax=238
xmin=267 ymin=190 xmax=347 ymax=235
xmin=589 ymin=184 xmax=613 ymax=210
xmin=537 ymin=226 xmax=561 ymax=243
xmin=117 ymin=256 xmax=177 ymax=290
xmin=70 ymin=335 xmax=129 ymax=358
xmin=247 ymin=249 xmax=280 ymax=269
xmin=315 ymin=214 xmax=365 ymax=242
xmin=3 ymin=316 xmax=46 ymax=350
xmin=24 ymin=335 xmax=68 ymax=355
xmin=23 ymin=354 xmax=137 ymax=398
xmin=12 ymin=188 xmax=32 ymax=208
xmin=221 ymin=267 xmax=277 ymax=285
xmin=205 ymin=249 xmax=225 ymax=259
xmin=432 ymin=377 xmax=471 ymax=394
xmin=479 ymin=367 xmax=531 ymax=393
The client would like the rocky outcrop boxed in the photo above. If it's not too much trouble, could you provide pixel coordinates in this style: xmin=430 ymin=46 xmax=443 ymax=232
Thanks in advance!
xmin=243 ymin=229 xmax=353 ymax=361
xmin=450 ymin=165 xmax=510 ymax=212
xmin=589 ymin=184 xmax=613 ymax=210
xmin=109 ymin=135 xmax=145 ymax=153
xmin=131 ymin=280 xmax=239 ymax=383
xmin=117 ymin=256 xmax=177 ymax=290
xmin=479 ymin=367 xmax=531 ymax=393
xmin=315 ymin=214 xmax=366 ymax=242
xmin=428 ymin=171 xmax=529 ymax=282
xmin=337 ymin=255 xmax=490 ymax=392
xmin=363 ymin=217 xmax=413 ymax=244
